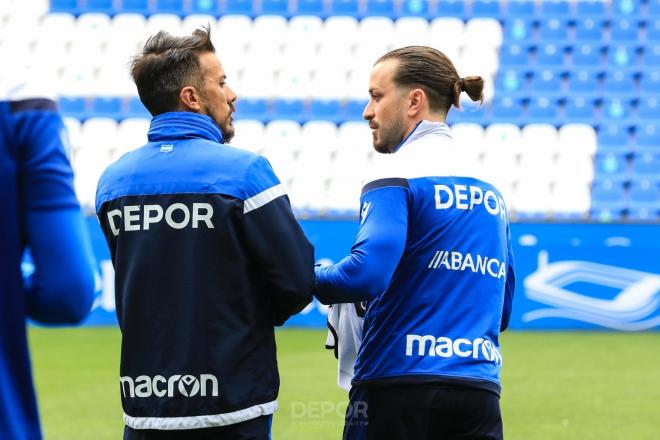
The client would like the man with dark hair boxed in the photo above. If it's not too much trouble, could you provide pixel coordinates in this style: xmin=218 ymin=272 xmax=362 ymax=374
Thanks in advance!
xmin=316 ymin=46 xmax=515 ymax=440
xmin=1 ymin=77 xmax=95 ymax=439
xmin=96 ymin=27 xmax=315 ymax=439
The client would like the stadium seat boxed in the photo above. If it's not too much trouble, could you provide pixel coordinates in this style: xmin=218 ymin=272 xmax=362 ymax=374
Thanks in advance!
xmin=647 ymin=18 xmax=660 ymax=41
xmin=470 ymin=0 xmax=501 ymax=18
xmin=114 ymin=118 xmax=150 ymax=160
xmin=85 ymin=0 xmax=114 ymax=14
xmin=606 ymin=45 xmax=639 ymax=68
xmin=76 ymin=13 xmax=111 ymax=42
xmin=649 ymin=0 xmax=660 ymax=16
xmin=451 ymin=123 xmax=485 ymax=152
xmin=491 ymin=97 xmax=524 ymax=123
xmin=223 ymin=0 xmax=254 ymax=16
xmin=270 ymin=98 xmax=306 ymax=122
xmin=307 ymin=99 xmax=342 ymax=123
xmin=537 ymin=18 xmax=569 ymax=42
xmin=637 ymin=97 xmax=659 ymax=122
xmin=534 ymin=44 xmax=565 ymax=67
xmin=574 ymin=0 xmax=608 ymax=17
xmin=601 ymin=98 xmax=634 ymax=121
xmin=295 ymin=0 xmax=325 ymax=15
xmin=90 ymin=97 xmax=123 ymax=119
xmin=641 ymin=44 xmax=660 ymax=66
xmin=363 ymin=0 xmax=395 ymax=17
xmin=495 ymin=69 xmax=527 ymax=96
xmin=552 ymin=183 xmax=591 ymax=218
xmin=153 ymin=0 xmax=185 ymax=14
xmin=590 ymin=180 xmax=627 ymax=213
xmin=503 ymin=19 xmax=533 ymax=42
xmin=484 ymin=123 xmax=522 ymax=156
xmin=529 ymin=69 xmax=562 ymax=94
xmin=506 ymin=0 xmax=536 ymax=18
xmin=558 ymin=124 xmax=598 ymax=158
xmin=571 ymin=43 xmax=603 ymax=67
xmin=125 ymin=97 xmax=151 ymax=119
xmin=323 ymin=16 xmax=359 ymax=51
xmin=436 ymin=0 xmax=465 ymax=17
xmin=527 ymin=96 xmax=560 ymax=122
xmin=614 ymin=0 xmax=640 ymax=16
xmin=464 ymin=18 xmax=502 ymax=50
xmin=399 ymin=0 xmax=432 ymax=17
xmin=59 ymin=97 xmax=87 ymax=119
xmin=574 ymin=18 xmax=606 ymax=42
xmin=631 ymin=152 xmax=659 ymax=177
xmin=40 ymin=13 xmax=76 ymax=44
xmin=594 ymin=152 xmax=628 ymax=180
xmin=521 ymin=124 xmax=559 ymax=156
xmin=119 ymin=0 xmax=150 ymax=14
xmin=188 ymin=0 xmax=221 ymax=14
xmin=393 ymin=17 xmax=429 ymax=47
xmin=602 ymin=70 xmax=637 ymax=96
xmin=539 ymin=0 xmax=571 ymax=17
xmin=260 ymin=0 xmax=288 ymax=15
xmin=563 ymin=97 xmax=597 ymax=124
xmin=627 ymin=180 xmax=660 ymax=220
xmin=146 ymin=14 xmax=182 ymax=36
xmin=635 ymin=123 xmax=660 ymax=152
xmin=343 ymin=99 xmax=368 ymax=121
xmin=234 ymin=98 xmax=269 ymax=121
xmin=499 ymin=43 xmax=530 ymax=67
xmin=597 ymin=124 xmax=630 ymax=153
xmin=232 ymin=119 xmax=266 ymax=153
xmin=610 ymin=18 xmax=641 ymax=42
xmin=566 ymin=69 xmax=600 ymax=95
xmin=511 ymin=181 xmax=553 ymax=218
xmin=328 ymin=0 xmax=360 ymax=17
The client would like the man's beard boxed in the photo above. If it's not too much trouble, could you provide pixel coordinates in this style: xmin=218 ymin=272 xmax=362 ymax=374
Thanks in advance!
xmin=206 ymin=107 xmax=235 ymax=144
xmin=372 ymin=115 xmax=406 ymax=154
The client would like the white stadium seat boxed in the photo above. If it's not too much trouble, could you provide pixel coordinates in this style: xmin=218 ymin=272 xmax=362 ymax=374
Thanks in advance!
xmin=76 ymin=13 xmax=112 ymax=43
xmin=393 ymin=17 xmax=430 ymax=48
xmin=557 ymin=124 xmax=598 ymax=158
xmin=464 ymin=18 xmax=502 ymax=50
xmin=231 ymin=119 xmax=266 ymax=153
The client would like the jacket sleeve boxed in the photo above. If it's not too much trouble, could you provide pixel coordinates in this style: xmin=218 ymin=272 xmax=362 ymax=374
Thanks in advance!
xmin=314 ymin=179 xmax=409 ymax=304
xmin=500 ymin=223 xmax=515 ymax=332
xmin=15 ymin=100 xmax=95 ymax=324
xmin=242 ymin=156 xmax=315 ymax=326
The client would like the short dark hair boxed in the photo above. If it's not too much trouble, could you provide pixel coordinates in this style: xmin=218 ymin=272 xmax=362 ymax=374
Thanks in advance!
xmin=376 ymin=46 xmax=484 ymax=112
xmin=130 ymin=26 xmax=215 ymax=116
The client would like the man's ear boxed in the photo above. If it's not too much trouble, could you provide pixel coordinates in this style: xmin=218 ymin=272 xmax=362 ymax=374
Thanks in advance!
xmin=408 ymin=88 xmax=425 ymax=117
xmin=179 ymin=86 xmax=202 ymax=111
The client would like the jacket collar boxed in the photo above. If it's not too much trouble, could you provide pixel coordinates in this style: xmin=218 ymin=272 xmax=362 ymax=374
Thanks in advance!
xmin=147 ymin=112 xmax=224 ymax=144
xmin=394 ymin=120 xmax=452 ymax=152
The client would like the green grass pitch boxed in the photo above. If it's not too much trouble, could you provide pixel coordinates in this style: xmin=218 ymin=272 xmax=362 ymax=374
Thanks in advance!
xmin=28 ymin=328 xmax=660 ymax=440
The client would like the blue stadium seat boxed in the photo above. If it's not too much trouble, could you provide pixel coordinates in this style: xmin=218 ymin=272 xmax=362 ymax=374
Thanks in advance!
xmin=566 ymin=68 xmax=600 ymax=95
xmin=590 ymin=180 xmax=627 ymax=216
xmin=91 ymin=97 xmax=122 ymax=119
xmin=574 ymin=0 xmax=608 ymax=17
xmin=574 ymin=18 xmax=606 ymax=42
xmin=154 ymin=0 xmax=185 ymax=14
xmin=610 ymin=18 xmax=641 ymax=42
xmin=329 ymin=0 xmax=360 ymax=16
xmin=436 ymin=0 xmax=465 ymax=17
xmin=490 ymin=97 xmax=524 ymax=122
xmin=86 ymin=0 xmax=114 ymax=14
xmin=647 ymin=19 xmax=660 ymax=41
xmin=602 ymin=70 xmax=637 ymax=96
xmin=364 ymin=0 xmax=395 ymax=17
xmin=189 ymin=0 xmax=221 ymax=15
xmin=649 ymin=0 xmax=660 ymax=16
xmin=500 ymin=43 xmax=531 ymax=67
xmin=613 ymin=0 xmax=641 ymax=16
xmin=601 ymin=98 xmax=634 ymax=121
xmin=526 ymin=96 xmax=560 ymax=121
xmin=534 ymin=44 xmax=566 ymax=67
xmin=631 ymin=152 xmax=660 ymax=177
xmin=470 ymin=0 xmax=501 ymax=18
xmin=627 ymin=179 xmax=659 ymax=220
xmin=503 ymin=19 xmax=533 ymax=42
xmin=495 ymin=69 xmax=527 ymax=96
xmin=635 ymin=123 xmax=660 ymax=152
xmin=539 ymin=0 xmax=571 ymax=17
xmin=295 ymin=0 xmax=325 ymax=15
xmin=506 ymin=0 xmax=536 ymax=17
xmin=308 ymin=99 xmax=342 ymax=123
xmin=640 ymin=70 xmax=660 ymax=92
xmin=58 ymin=97 xmax=87 ymax=119
xmin=606 ymin=45 xmax=638 ymax=68
xmin=641 ymin=45 xmax=660 ymax=66
xmin=448 ymin=104 xmax=489 ymax=125
xmin=571 ymin=43 xmax=603 ymax=67
xmin=399 ymin=0 xmax=431 ymax=17
xmin=50 ymin=0 xmax=78 ymax=14
xmin=529 ymin=69 xmax=563 ymax=94
xmin=223 ymin=0 xmax=255 ymax=16
xmin=537 ymin=18 xmax=569 ymax=42
xmin=597 ymin=124 xmax=630 ymax=153
xmin=126 ymin=97 xmax=151 ymax=118
xmin=343 ymin=99 xmax=368 ymax=121
xmin=234 ymin=98 xmax=268 ymax=121
xmin=563 ymin=97 xmax=597 ymax=123
xmin=118 ymin=0 xmax=150 ymax=14
xmin=637 ymin=97 xmax=659 ymax=121
xmin=260 ymin=0 xmax=289 ymax=15
xmin=272 ymin=99 xmax=306 ymax=122
xmin=594 ymin=152 xmax=628 ymax=178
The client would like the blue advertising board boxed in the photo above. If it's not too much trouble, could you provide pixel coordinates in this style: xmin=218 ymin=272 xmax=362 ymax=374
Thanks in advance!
xmin=83 ymin=218 xmax=660 ymax=331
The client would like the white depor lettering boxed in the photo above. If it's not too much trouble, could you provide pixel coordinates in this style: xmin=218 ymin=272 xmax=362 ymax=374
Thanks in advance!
xmin=120 ymin=374 xmax=219 ymax=398
xmin=434 ymin=184 xmax=507 ymax=219
xmin=106 ymin=203 xmax=214 ymax=236
xmin=405 ymin=335 xmax=502 ymax=364
xmin=427 ymin=250 xmax=506 ymax=279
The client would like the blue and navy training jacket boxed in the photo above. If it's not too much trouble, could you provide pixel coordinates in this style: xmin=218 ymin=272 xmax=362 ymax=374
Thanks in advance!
xmin=1 ymin=89 xmax=95 ymax=440
xmin=315 ymin=120 xmax=515 ymax=395
xmin=96 ymin=112 xmax=315 ymax=430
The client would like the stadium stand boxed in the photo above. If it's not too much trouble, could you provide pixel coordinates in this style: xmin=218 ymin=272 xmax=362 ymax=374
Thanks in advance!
xmin=3 ymin=0 xmax=655 ymax=220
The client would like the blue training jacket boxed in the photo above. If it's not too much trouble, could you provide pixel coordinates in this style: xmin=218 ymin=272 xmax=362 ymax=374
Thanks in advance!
xmin=0 ymin=91 xmax=95 ymax=440
xmin=96 ymin=112 xmax=315 ymax=431
xmin=315 ymin=120 xmax=515 ymax=395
